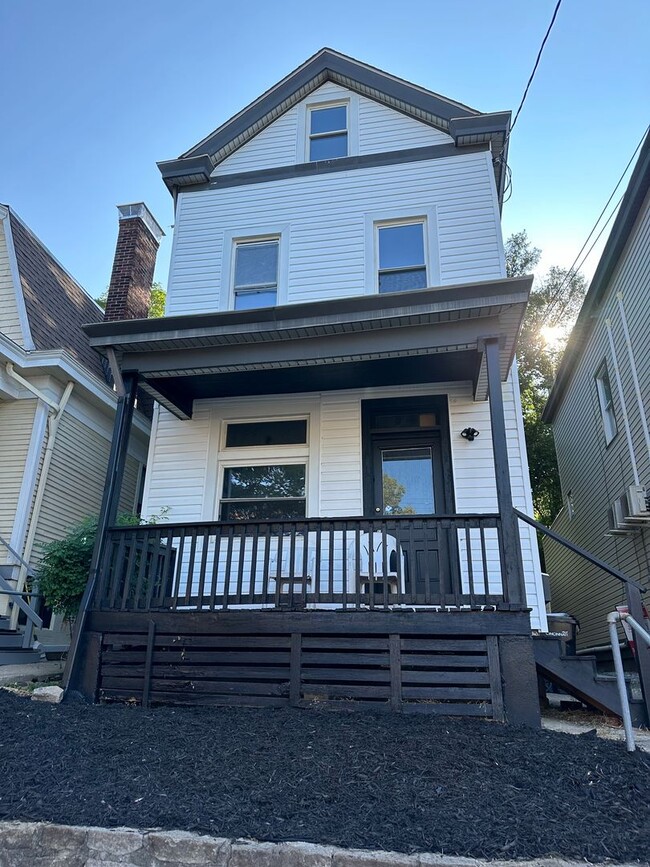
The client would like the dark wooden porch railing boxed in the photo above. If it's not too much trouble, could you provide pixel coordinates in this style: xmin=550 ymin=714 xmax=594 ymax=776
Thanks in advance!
xmin=94 ymin=515 xmax=516 ymax=612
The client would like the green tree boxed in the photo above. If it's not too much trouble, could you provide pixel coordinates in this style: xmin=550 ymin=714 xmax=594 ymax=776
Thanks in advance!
xmin=382 ymin=474 xmax=415 ymax=515
xmin=95 ymin=281 xmax=166 ymax=318
xmin=505 ymin=232 xmax=588 ymax=527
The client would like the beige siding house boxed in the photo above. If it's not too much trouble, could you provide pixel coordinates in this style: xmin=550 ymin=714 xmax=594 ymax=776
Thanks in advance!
xmin=0 ymin=204 xmax=157 ymax=656
xmin=543 ymin=133 xmax=650 ymax=651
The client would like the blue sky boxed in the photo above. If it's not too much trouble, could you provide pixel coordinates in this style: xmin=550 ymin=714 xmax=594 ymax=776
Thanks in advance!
xmin=1 ymin=1 xmax=648 ymax=298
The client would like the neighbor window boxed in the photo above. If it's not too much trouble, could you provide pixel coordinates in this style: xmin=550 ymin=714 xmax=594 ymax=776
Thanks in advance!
xmin=220 ymin=464 xmax=306 ymax=521
xmin=595 ymin=361 xmax=617 ymax=445
xmin=309 ymin=104 xmax=348 ymax=161
xmin=377 ymin=221 xmax=427 ymax=293
xmin=233 ymin=239 xmax=278 ymax=310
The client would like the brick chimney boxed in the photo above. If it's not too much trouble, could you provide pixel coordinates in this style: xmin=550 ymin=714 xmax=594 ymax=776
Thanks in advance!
xmin=104 ymin=203 xmax=165 ymax=322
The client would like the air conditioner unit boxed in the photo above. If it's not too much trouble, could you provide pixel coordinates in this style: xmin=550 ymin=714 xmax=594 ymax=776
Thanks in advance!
xmin=606 ymin=496 xmax=636 ymax=536
xmin=626 ymin=485 xmax=650 ymax=519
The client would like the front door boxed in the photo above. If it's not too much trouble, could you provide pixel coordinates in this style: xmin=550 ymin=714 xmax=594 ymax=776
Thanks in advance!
xmin=363 ymin=398 xmax=457 ymax=600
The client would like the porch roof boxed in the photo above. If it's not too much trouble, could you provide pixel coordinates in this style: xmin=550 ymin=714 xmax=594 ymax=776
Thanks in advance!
xmin=84 ymin=276 xmax=532 ymax=419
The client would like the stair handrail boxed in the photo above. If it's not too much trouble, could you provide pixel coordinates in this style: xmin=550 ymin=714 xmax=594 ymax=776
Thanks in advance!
xmin=0 ymin=575 xmax=43 ymax=629
xmin=513 ymin=508 xmax=646 ymax=592
xmin=0 ymin=533 xmax=36 ymax=578
xmin=608 ymin=610 xmax=650 ymax=752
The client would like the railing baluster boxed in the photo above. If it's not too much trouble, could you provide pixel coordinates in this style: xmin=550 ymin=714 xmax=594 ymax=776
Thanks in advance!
xmin=143 ymin=527 xmax=162 ymax=610
xmin=171 ymin=529 xmax=186 ymax=611
xmin=120 ymin=529 xmax=139 ymax=611
xmin=328 ymin=525 xmax=335 ymax=602
xmin=196 ymin=526 xmax=210 ymax=611
xmin=313 ymin=523 xmax=322 ymax=605
xmin=465 ymin=523 xmax=475 ymax=608
xmin=479 ymin=525 xmax=489 ymax=599
xmin=248 ymin=523 xmax=259 ymax=604
xmin=381 ymin=523 xmax=389 ymax=610
xmin=261 ymin=522 xmax=272 ymax=605
xmin=234 ymin=523 xmax=246 ymax=605
xmin=209 ymin=525 xmax=221 ymax=610
xmin=132 ymin=527 xmax=149 ymax=610
xmin=183 ymin=528 xmax=198 ymax=608
xmin=222 ymin=525 xmax=235 ymax=610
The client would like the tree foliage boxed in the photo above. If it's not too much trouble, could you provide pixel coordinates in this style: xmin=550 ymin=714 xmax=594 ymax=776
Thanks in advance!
xmin=95 ymin=282 xmax=166 ymax=318
xmin=505 ymin=231 xmax=588 ymax=527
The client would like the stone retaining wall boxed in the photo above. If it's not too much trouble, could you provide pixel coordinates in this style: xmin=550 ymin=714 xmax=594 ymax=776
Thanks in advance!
xmin=0 ymin=821 xmax=636 ymax=867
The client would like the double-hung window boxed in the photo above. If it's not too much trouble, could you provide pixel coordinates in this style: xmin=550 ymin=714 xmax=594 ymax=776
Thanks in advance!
xmin=595 ymin=361 xmax=617 ymax=444
xmin=308 ymin=103 xmax=348 ymax=161
xmin=377 ymin=221 xmax=427 ymax=293
xmin=233 ymin=239 xmax=279 ymax=310
xmin=219 ymin=418 xmax=309 ymax=521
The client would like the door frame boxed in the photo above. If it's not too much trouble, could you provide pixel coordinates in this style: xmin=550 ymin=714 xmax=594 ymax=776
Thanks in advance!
xmin=361 ymin=395 xmax=456 ymax=518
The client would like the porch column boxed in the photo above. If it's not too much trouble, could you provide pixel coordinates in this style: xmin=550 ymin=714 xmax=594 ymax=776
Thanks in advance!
xmin=63 ymin=372 xmax=139 ymax=698
xmin=484 ymin=338 xmax=526 ymax=608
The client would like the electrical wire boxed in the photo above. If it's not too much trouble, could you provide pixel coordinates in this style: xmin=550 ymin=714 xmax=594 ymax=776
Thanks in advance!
xmin=496 ymin=0 xmax=563 ymax=169
xmin=542 ymin=125 xmax=649 ymax=311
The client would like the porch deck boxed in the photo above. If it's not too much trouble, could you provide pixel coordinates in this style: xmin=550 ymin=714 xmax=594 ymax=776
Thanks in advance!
xmin=75 ymin=515 xmax=538 ymax=725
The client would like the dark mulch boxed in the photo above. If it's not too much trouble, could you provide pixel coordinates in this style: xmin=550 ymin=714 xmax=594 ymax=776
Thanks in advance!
xmin=1 ymin=692 xmax=649 ymax=862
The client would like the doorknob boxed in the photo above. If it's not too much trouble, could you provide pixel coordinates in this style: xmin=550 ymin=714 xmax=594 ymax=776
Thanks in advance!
xmin=375 ymin=507 xmax=381 ymax=513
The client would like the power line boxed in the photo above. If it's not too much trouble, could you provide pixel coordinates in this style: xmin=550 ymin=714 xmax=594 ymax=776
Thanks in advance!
xmin=497 ymin=0 xmax=563 ymax=167
xmin=543 ymin=125 xmax=649 ymax=310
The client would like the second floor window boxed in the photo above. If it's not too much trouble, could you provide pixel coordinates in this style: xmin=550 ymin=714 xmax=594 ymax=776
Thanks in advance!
xmin=233 ymin=239 xmax=279 ymax=310
xmin=595 ymin=361 xmax=617 ymax=445
xmin=377 ymin=221 xmax=427 ymax=293
xmin=309 ymin=104 xmax=348 ymax=160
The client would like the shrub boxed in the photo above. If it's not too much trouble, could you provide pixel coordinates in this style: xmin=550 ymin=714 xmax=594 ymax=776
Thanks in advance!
xmin=36 ymin=510 xmax=168 ymax=621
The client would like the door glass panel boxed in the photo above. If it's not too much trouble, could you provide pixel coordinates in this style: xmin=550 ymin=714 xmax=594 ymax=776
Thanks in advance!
xmin=381 ymin=447 xmax=434 ymax=515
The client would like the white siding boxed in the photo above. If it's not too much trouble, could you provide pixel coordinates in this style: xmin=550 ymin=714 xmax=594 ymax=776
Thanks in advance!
xmin=0 ymin=219 xmax=24 ymax=346
xmin=32 ymin=411 xmax=141 ymax=553
xmin=0 ymin=398 xmax=37 ymax=563
xmin=213 ymin=82 xmax=452 ymax=177
xmin=168 ymin=150 xmax=503 ymax=315
xmin=142 ymin=382 xmax=544 ymax=628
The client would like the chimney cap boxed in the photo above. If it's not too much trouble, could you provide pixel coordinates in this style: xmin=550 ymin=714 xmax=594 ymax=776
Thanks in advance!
xmin=116 ymin=202 xmax=165 ymax=244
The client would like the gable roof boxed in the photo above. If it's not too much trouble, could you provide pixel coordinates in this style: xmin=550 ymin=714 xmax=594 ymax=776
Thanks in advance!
xmin=158 ymin=48 xmax=511 ymax=199
xmin=4 ymin=207 xmax=109 ymax=383
xmin=543 ymin=131 xmax=650 ymax=423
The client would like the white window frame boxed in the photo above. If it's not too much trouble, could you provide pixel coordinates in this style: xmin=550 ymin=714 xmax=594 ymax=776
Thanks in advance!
xmin=364 ymin=208 xmax=440 ymax=295
xmin=203 ymin=402 xmax=321 ymax=521
xmin=220 ymin=226 xmax=290 ymax=311
xmin=296 ymin=94 xmax=359 ymax=163
xmin=595 ymin=361 xmax=617 ymax=445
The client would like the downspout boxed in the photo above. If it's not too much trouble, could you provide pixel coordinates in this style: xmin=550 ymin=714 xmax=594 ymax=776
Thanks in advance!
xmin=5 ymin=363 xmax=74 ymax=629
xmin=604 ymin=320 xmax=640 ymax=485
xmin=616 ymin=292 xmax=650 ymax=463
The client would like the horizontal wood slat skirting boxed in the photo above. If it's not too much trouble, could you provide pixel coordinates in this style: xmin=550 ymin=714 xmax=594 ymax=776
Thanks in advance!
xmin=87 ymin=609 xmax=531 ymax=719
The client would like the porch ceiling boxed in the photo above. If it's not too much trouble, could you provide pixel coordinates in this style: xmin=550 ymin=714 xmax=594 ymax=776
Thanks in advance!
xmin=84 ymin=276 xmax=532 ymax=419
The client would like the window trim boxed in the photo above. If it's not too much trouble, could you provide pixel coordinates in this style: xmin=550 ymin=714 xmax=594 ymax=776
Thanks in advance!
xmin=595 ymin=360 xmax=617 ymax=445
xmin=307 ymin=101 xmax=348 ymax=161
xmin=219 ymin=460 xmax=308 ymax=521
xmin=297 ymin=93 xmax=359 ymax=164
xmin=220 ymin=225 xmax=289 ymax=311
xmin=364 ymin=207 xmax=439 ymax=295
xmin=376 ymin=218 xmax=428 ymax=294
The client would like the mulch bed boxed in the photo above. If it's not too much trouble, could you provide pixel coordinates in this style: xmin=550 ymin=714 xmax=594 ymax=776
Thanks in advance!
xmin=0 ymin=691 xmax=648 ymax=862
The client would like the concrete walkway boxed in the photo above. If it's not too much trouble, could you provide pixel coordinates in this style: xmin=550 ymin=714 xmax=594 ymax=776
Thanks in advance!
xmin=542 ymin=715 xmax=650 ymax=751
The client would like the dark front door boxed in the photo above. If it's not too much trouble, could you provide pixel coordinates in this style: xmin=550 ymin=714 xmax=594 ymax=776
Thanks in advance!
xmin=363 ymin=397 xmax=457 ymax=601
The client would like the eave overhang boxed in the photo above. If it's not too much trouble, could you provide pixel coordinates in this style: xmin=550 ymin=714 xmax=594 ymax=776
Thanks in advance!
xmin=84 ymin=277 xmax=532 ymax=421
xmin=543 ymin=132 xmax=650 ymax=424
xmin=157 ymin=49 xmax=511 ymax=202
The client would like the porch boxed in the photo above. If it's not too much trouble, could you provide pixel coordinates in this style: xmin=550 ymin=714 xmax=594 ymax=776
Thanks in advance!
xmin=66 ymin=277 xmax=541 ymax=723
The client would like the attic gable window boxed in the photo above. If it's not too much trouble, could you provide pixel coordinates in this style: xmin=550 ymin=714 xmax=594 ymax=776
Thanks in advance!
xmin=233 ymin=239 xmax=279 ymax=310
xmin=309 ymin=104 xmax=348 ymax=161
xmin=377 ymin=221 xmax=427 ymax=293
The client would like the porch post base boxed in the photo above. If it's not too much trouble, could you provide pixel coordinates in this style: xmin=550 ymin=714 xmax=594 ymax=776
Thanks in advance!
xmin=65 ymin=631 xmax=102 ymax=704
xmin=498 ymin=632 xmax=541 ymax=727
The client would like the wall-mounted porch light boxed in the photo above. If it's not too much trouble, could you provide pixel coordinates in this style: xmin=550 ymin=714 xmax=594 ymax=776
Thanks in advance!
xmin=460 ymin=427 xmax=480 ymax=442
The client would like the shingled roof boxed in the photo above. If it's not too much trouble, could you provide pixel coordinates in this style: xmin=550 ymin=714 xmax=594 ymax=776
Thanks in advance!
xmin=7 ymin=209 xmax=108 ymax=383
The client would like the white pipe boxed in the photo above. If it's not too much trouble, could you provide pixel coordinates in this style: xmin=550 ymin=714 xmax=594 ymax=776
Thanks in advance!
xmin=9 ymin=381 xmax=74 ymax=630
xmin=605 ymin=320 xmax=639 ymax=485
xmin=607 ymin=611 xmax=636 ymax=752
xmin=5 ymin=362 xmax=60 ymax=411
xmin=624 ymin=614 xmax=650 ymax=649
xmin=616 ymin=292 xmax=650 ymax=461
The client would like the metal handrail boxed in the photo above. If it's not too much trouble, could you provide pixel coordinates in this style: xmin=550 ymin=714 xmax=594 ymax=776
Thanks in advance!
xmin=0 ymin=533 xmax=36 ymax=578
xmin=0 ymin=575 xmax=43 ymax=629
xmin=608 ymin=611 xmax=650 ymax=751
xmin=514 ymin=508 xmax=646 ymax=592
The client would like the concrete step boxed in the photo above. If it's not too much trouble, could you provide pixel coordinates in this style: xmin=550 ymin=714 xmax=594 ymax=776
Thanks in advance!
xmin=0 ymin=648 xmax=44 ymax=665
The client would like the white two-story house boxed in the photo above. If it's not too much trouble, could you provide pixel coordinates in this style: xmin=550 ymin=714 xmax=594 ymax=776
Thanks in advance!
xmin=67 ymin=49 xmax=545 ymax=725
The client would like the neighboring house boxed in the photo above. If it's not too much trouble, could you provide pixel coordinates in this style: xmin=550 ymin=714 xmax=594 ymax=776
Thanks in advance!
xmin=543 ymin=132 xmax=650 ymax=653
xmin=68 ymin=49 xmax=546 ymax=724
xmin=0 ymin=203 xmax=161 ymax=661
